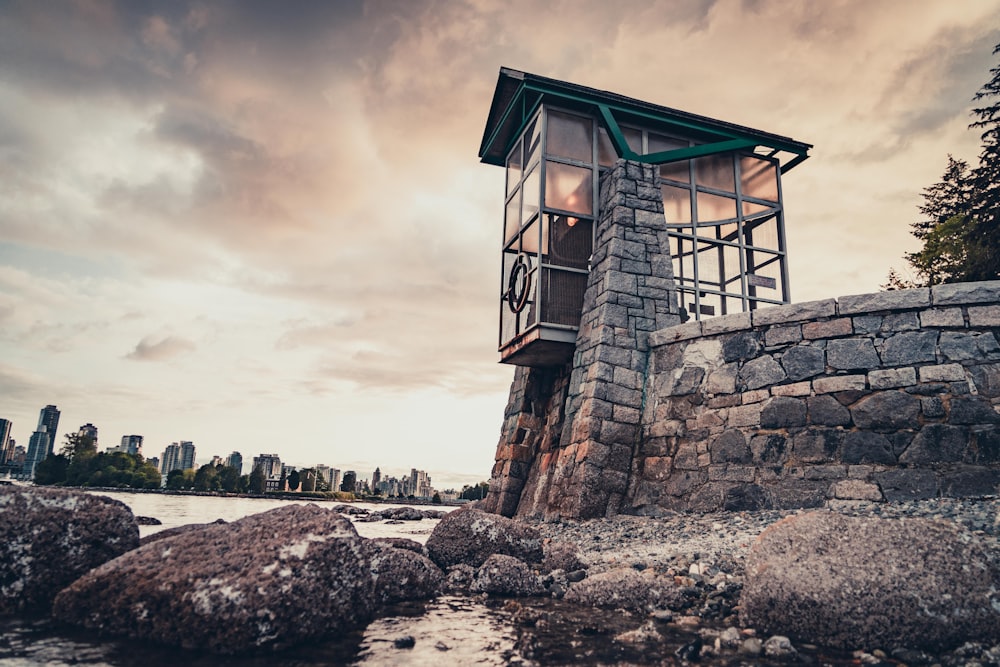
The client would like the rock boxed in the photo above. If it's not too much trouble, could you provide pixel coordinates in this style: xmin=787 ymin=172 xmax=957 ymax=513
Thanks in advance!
xmin=541 ymin=541 xmax=586 ymax=573
xmin=136 ymin=515 xmax=162 ymax=525
xmin=0 ymin=487 xmax=139 ymax=614
xmin=140 ymin=519 xmax=227 ymax=546
xmin=425 ymin=509 xmax=542 ymax=569
xmin=370 ymin=542 xmax=443 ymax=606
xmin=393 ymin=635 xmax=415 ymax=649
xmin=563 ymin=567 xmax=684 ymax=611
xmin=740 ymin=511 xmax=1000 ymax=651
xmin=53 ymin=504 xmax=375 ymax=654
xmin=371 ymin=537 xmax=424 ymax=554
xmin=780 ymin=345 xmax=825 ymax=381
xmin=374 ymin=507 xmax=426 ymax=521
xmin=763 ymin=635 xmax=797 ymax=658
xmin=850 ymin=390 xmax=920 ymax=430
xmin=444 ymin=564 xmax=476 ymax=595
xmin=471 ymin=554 xmax=540 ymax=597
xmin=759 ymin=397 xmax=806 ymax=429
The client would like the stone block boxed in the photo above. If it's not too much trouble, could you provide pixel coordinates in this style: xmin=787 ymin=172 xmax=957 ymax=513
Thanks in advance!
xmin=750 ymin=433 xmax=788 ymax=464
xmin=740 ymin=355 xmax=787 ymax=390
xmin=802 ymin=317 xmax=853 ymax=340
xmin=662 ymin=366 xmax=705 ymax=396
xmin=827 ymin=338 xmax=880 ymax=370
xmin=765 ymin=324 xmax=803 ymax=346
xmin=722 ymin=484 xmax=771 ymax=511
xmin=970 ymin=363 xmax=1000 ymax=397
xmin=664 ymin=470 xmax=707 ymax=497
xmin=728 ymin=403 xmax=762 ymax=428
xmin=612 ymin=366 xmax=643 ymax=390
xmin=918 ymin=363 xmax=965 ymax=383
xmin=807 ymin=395 xmax=852 ymax=426
xmin=708 ymin=464 xmax=756 ymax=482
xmin=642 ymin=456 xmax=673 ymax=481
xmin=613 ymin=404 xmax=641 ymax=424
xmin=950 ymin=396 xmax=1000 ymax=424
xmin=852 ymin=315 xmax=883 ymax=335
xmin=813 ymin=375 xmax=866 ymax=393
xmin=792 ymin=429 xmax=843 ymax=463
xmin=970 ymin=426 xmax=1000 ymax=463
xmin=850 ymin=390 xmax=920 ymax=430
xmin=701 ymin=311 xmax=751 ymax=335
xmin=847 ymin=465 xmax=876 ymax=479
xmin=940 ymin=331 xmax=1000 ymax=361
xmin=722 ymin=331 xmax=762 ymax=362
xmin=830 ymin=479 xmax=883 ymax=501
xmin=931 ymin=280 xmax=1000 ymax=305
xmin=742 ymin=388 xmax=771 ymax=404
xmin=837 ymin=288 xmax=930 ymax=314
xmin=605 ymin=383 xmax=643 ymax=409
xmin=882 ymin=311 xmax=920 ymax=331
xmin=708 ymin=394 xmax=741 ymax=408
xmin=600 ymin=420 xmax=639 ymax=444
xmin=920 ymin=396 xmax=945 ymax=418
xmin=876 ymin=468 xmax=938 ymax=502
xmin=780 ymin=345 xmax=826 ymax=381
xmin=771 ymin=380 xmax=812 ymax=396
xmin=705 ymin=363 xmax=738 ymax=394
xmin=920 ymin=308 xmax=965 ymax=327
xmin=939 ymin=465 xmax=1000 ymax=497
xmin=649 ymin=321 xmax=702 ymax=346
xmin=802 ymin=464 xmax=846 ymax=480
xmin=751 ymin=299 xmax=837 ymax=326
xmin=880 ymin=331 xmax=938 ymax=366
xmin=899 ymin=424 xmax=969 ymax=464
xmin=868 ymin=367 xmax=916 ymax=389
xmin=969 ymin=304 xmax=1000 ymax=326
xmin=759 ymin=396 xmax=807 ymax=428
xmin=843 ymin=431 xmax=896 ymax=465
xmin=767 ymin=479 xmax=828 ymax=509
xmin=710 ymin=429 xmax=751 ymax=464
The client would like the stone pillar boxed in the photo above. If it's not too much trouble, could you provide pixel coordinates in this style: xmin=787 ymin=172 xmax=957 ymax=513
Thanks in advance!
xmin=484 ymin=159 xmax=681 ymax=519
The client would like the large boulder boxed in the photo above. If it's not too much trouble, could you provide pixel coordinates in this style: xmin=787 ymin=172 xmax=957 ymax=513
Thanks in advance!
xmin=369 ymin=542 xmax=444 ymax=606
xmin=424 ymin=508 xmax=542 ymax=568
xmin=564 ymin=568 xmax=685 ymax=611
xmin=740 ymin=512 xmax=1000 ymax=651
xmin=53 ymin=504 xmax=375 ymax=653
xmin=139 ymin=519 xmax=227 ymax=546
xmin=0 ymin=486 xmax=138 ymax=614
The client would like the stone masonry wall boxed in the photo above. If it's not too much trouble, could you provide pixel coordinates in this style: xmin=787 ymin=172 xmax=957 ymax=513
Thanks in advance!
xmin=634 ymin=281 xmax=1000 ymax=513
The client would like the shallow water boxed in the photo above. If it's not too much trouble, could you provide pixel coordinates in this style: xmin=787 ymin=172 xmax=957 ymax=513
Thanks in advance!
xmin=0 ymin=491 xmax=854 ymax=666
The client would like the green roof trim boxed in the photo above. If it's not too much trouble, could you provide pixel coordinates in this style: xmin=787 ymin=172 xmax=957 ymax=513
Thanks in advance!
xmin=479 ymin=67 xmax=811 ymax=172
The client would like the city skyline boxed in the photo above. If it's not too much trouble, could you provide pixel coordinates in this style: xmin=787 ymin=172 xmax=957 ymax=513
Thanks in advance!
xmin=2 ymin=2 xmax=999 ymax=491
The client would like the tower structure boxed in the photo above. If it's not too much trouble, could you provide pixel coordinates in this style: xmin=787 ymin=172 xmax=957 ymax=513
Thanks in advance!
xmin=0 ymin=418 xmax=12 ymax=465
xmin=478 ymin=68 xmax=810 ymax=518
xmin=179 ymin=441 xmax=196 ymax=470
xmin=120 ymin=435 xmax=143 ymax=456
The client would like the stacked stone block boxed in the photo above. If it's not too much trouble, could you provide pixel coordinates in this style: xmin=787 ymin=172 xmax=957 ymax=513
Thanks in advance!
xmin=634 ymin=281 xmax=1000 ymax=513
xmin=485 ymin=160 xmax=680 ymax=518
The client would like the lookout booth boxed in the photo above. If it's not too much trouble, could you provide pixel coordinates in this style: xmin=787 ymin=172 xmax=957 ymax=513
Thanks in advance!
xmin=480 ymin=68 xmax=812 ymax=368
xmin=479 ymin=68 xmax=813 ymax=519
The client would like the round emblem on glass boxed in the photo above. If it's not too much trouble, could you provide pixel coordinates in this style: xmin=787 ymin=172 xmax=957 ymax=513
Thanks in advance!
xmin=506 ymin=253 xmax=531 ymax=314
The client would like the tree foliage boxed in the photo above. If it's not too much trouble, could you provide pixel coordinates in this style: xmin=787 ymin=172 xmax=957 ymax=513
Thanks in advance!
xmin=887 ymin=44 xmax=1000 ymax=287
xmin=35 ymin=446 xmax=161 ymax=489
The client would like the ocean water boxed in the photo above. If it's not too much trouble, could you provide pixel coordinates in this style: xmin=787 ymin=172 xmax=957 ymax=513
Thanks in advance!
xmin=0 ymin=491 xmax=842 ymax=666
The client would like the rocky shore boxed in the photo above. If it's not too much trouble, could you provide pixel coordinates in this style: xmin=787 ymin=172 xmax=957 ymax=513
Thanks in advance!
xmin=4 ymin=485 xmax=1000 ymax=665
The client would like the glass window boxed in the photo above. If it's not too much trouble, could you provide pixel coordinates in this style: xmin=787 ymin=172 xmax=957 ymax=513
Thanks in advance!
xmin=745 ymin=250 xmax=781 ymax=294
xmin=740 ymin=155 xmax=779 ymax=202
xmin=715 ymin=221 xmax=739 ymax=243
xmin=722 ymin=244 xmax=743 ymax=287
xmin=742 ymin=200 xmax=775 ymax=218
xmin=622 ymin=126 xmax=642 ymax=154
xmin=504 ymin=193 xmax=520 ymax=245
xmin=547 ymin=213 xmax=592 ymax=269
xmin=694 ymin=154 xmax=735 ymax=193
xmin=661 ymin=184 xmax=691 ymax=224
xmin=598 ymin=127 xmax=618 ymax=167
xmin=524 ymin=116 xmax=541 ymax=169
xmin=696 ymin=241 xmax=723 ymax=290
xmin=522 ymin=165 xmax=540 ymax=222
xmin=520 ymin=217 xmax=541 ymax=255
xmin=546 ymin=110 xmax=593 ymax=163
xmin=659 ymin=160 xmax=690 ymax=184
xmin=648 ymin=133 xmax=686 ymax=154
xmin=696 ymin=191 xmax=736 ymax=223
xmin=506 ymin=145 xmax=522 ymax=196
xmin=545 ymin=161 xmax=593 ymax=215
xmin=744 ymin=215 xmax=779 ymax=250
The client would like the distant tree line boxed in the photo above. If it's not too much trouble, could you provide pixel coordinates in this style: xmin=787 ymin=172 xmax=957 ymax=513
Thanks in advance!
xmin=886 ymin=42 xmax=1000 ymax=287
xmin=33 ymin=433 xmax=161 ymax=489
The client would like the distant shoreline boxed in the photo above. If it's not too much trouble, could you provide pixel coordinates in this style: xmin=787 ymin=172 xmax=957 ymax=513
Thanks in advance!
xmin=80 ymin=485 xmax=469 ymax=507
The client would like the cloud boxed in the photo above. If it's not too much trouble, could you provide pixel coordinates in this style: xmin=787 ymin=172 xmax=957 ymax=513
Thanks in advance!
xmin=126 ymin=335 xmax=196 ymax=361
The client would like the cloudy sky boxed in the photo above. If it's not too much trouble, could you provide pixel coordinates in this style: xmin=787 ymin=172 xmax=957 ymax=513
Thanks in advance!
xmin=2 ymin=0 xmax=998 ymax=489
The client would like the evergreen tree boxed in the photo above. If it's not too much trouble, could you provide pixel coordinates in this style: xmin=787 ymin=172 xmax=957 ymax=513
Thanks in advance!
xmin=968 ymin=42 xmax=1000 ymax=280
xmin=287 ymin=469 xmax=300 ymax=492
xmin=249 ymin=465 xmax=266 ymax=494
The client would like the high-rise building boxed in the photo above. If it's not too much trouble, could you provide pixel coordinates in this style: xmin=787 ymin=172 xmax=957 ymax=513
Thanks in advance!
xmin=78 ymin=423 xmax=98 ymax=444
xmin=120 ymin=435 xmax=143 ymax=456
xmin=161 ymin=443 xmax=180 ymax=474
xmin=147 ymin=456 xmax=159 ymax=471
xmin=37 ymin=405 xmax=60 ymax=452
xmin=225 ymin=451 xmax=243 ymax=475
xmin=372 ymin=467 xmax=381 ymax=489
xmin=179 ymin=441 xmax=196 ymax=470
xmin=210 ymin=455 xmax=224 ymax=467
xmin=24 ymin=426 xmax=50 ymax=479
xmin=0 ymin=418 xmax=12 ymax=465
xmin=340 ymin=470 xmax=357 ymax=493
xmin=331 ymin=468 xmax=341 ymax=493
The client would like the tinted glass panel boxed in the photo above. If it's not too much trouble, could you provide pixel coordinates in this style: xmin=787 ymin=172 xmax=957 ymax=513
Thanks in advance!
xmin=661 ymin=184 xmax=691 ymax=224
xmin=546 ymin=110 xmax=593 ymax=163
xmin=694 ymin=154 xmax=735 ymax=192
xmin=623 ymin=127 xmax=642 ymax=153
xmin=545 ymin=161 xmax=593 ymax=214
xmin=524 ymin=116 xmax=541 ymax=168
xmin=547 ymin=213 xmax=592 ymax=269
xmin=660 ymin=160 xmax=690 ymax=183
xmin=521 ymin=217 xmax=541 ymax=255
xmin=745 ymin=215 xmax=779 ymax=250
xmin=697 ymin=241 xmax=723 ymax=289
xmin=649 ymin=133 xmax=686 ymax=154
xmin=740 ymin=155 xmax=779 ymax=202
xmin=742 ymin=200 xmax=775 ymax=217
xmin=696 ymin=191 xmax=736 ymax=223
xmin=522 ymin=165 xmax=540 ymax=221
xmin=505 ymin=193 xmax=520 ymax=245
xmin=598 ymin=127 xmax=618 ymax=167
xmin=506 ymin=145 xmax=522 ymax=196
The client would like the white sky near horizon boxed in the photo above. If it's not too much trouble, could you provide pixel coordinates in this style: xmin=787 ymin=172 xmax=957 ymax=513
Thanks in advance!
xmin=1 ymin=0 xmax=999 ymax=490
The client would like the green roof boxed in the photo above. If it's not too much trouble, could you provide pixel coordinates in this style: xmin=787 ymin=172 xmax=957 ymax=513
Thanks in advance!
xmin=479 ymin=67 xmax=811 ymax=173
